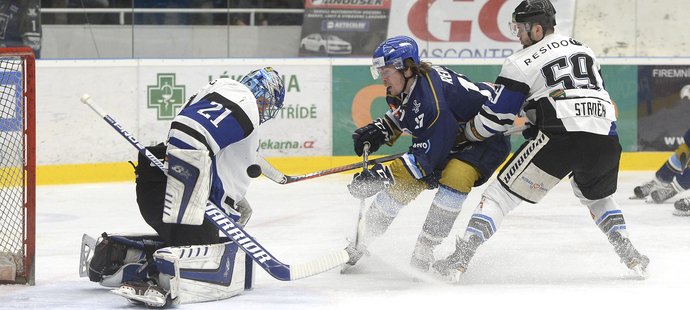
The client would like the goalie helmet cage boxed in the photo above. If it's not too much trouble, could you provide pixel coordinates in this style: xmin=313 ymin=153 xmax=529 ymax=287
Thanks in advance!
xmin=0 ymin=47 xmax=36 ymax=285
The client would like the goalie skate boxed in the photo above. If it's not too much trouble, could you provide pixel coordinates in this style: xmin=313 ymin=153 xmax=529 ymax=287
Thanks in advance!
xmin=111 ymin=281 xmax=171 ymax=308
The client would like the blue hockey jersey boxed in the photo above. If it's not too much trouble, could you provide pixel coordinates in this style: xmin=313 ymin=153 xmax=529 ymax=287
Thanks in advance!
xmin=385 ymin=65 xmax=498 ymax=179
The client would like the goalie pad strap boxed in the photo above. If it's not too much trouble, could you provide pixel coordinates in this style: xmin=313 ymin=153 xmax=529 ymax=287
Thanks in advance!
xmin=163 ymin=148 xmax=212 ymax=225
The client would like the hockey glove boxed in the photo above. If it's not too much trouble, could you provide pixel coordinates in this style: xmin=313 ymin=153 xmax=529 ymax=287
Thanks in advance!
xmin=353 ymin=118 xmax=395 ymax=156
xmin=522 ymin=124 xmax=539 ymax=140
xmin=347 ymin=163 xmax=395 ymax=199
xmin=420 ymin=170 xmax=441 ymax=190
xmin=451 ymin=124 xmax=471 ymax=154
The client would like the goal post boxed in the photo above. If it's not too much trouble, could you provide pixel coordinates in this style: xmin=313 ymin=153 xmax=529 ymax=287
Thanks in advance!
xmin=0 ymin=47 xmax=35 ymax=285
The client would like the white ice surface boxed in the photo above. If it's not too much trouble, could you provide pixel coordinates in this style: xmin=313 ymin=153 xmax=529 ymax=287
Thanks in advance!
xmin=1 ymin=172 xmax=689 ymax=310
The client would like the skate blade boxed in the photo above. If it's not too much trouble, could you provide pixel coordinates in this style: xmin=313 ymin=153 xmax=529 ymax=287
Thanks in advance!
xmin=631 ymin=265 xmax=649 ymax=279
xmin=111 ymin=288 xmax=167 ymax=308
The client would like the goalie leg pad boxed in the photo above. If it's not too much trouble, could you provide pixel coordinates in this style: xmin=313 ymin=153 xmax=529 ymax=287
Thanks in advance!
xmin=83 ymin=233 xmax=165 ymax=287
xmin=153 ymin=241 xmax=253 ymax=305
xmin=163 ymin=148 xmax=212 ymax=225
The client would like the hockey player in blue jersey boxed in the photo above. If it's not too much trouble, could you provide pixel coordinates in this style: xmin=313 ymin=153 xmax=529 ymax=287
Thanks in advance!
xmin=432 ymin=0 xmax=649 ymax=281
xmin=634 ymin=128 xmax=690 ymax=215
xmin=345 ymin=35 xmax=511 ymax=272
xmin=86 ymin=67 xmax=286 ymax=307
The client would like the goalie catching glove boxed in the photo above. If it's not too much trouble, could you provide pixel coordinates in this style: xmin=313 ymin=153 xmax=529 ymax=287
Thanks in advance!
xmin=353 ymin=116 xmax=397 ymax=156
xmin=347 ymin=163 xmax=395 ymax=199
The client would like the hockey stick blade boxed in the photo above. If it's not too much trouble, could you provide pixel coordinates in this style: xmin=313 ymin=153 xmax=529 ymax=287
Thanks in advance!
xmin=82 ymin=94 xmax=350 ymax=281
xmin=259 ymin=152 xmax=404 ymax=185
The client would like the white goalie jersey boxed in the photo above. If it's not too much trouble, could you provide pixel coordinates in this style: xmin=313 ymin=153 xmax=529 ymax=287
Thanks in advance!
xmin=166 ymin=78 xmax=260 ymax=217
xmin=468 ymin=33 xmax=617 ymax=140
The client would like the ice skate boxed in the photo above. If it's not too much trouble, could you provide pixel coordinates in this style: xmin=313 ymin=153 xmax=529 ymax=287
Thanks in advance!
xmin=650 ymin=184 xmax=677 ymax=203
xmin=673 ymin=198 xmax=690 ymax=216
xmin=632 ymin=179 xmax=663 ymax=199
xmin=431 ymin=235 xmax=482 ymax=282
xmin=608 ymin=231 xmax=650 ymax=279
xmin=111 ymin=280 xmax=171 ymax=308
xmin=409 ymin=234 xmax=438 ymax=272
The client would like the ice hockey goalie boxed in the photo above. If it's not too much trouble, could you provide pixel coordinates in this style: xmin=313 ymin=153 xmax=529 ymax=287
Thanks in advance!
xmin=79 ymin=233 xmax=254 ymax=307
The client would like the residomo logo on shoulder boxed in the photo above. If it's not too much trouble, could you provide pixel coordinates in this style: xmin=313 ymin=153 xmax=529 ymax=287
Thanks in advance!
xmin=147 ymin=73 xmax=186 ymax=120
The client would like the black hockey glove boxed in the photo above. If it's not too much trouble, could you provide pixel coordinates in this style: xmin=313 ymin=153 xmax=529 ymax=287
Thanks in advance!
xmin=420 ymin=170 xmax=441 ymax=190
xmin=347 ymin=164 xmax=395 ymax=199
xmin=353 ymin=118 xmax=394 ymax=156
xmin=450 ymin=124 xmax=471 ymax=154
xmin=522 ymin=125 xmax=539 ymax=140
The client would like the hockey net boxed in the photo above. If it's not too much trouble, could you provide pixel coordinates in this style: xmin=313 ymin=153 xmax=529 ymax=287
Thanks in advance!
xmin=0 ymin=47 xmax=35 ymax=285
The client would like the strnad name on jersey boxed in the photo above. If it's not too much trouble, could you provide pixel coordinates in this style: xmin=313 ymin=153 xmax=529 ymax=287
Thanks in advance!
xmin=574 ymin=101 xmax=607 ymax=118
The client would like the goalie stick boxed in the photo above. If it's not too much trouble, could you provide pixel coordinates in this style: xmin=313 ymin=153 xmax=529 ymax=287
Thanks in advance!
xmin=258 ymin=152 xmax=403 ymax=185
xmin=80 ymin=94 xmax=350 ymax=281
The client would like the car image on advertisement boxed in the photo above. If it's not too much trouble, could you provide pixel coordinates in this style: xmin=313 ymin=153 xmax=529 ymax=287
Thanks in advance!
xmin=300 ymin=33 xmax=352 ymax=55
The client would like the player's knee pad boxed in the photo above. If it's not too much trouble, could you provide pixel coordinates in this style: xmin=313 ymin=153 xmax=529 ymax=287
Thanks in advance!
xmin=422 ymin=186 xmax=468 ymax=240
xmin=154 ymin=241 xmax=253 ymax=305
xmin=81 ymin=233 xmax=165 ymax=287
xmin=385 ymin=158 xmax=427 ymax=205
xmin=163 ymin=148 xmax=212 ymax=225
xmin=439 ymin=159 xmax=480 ymax=193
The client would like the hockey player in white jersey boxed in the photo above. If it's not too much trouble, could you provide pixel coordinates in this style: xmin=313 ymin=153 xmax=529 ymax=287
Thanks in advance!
xmin=85 ymin=67 xmax=286 ymax=307
xmin=432 ymin=0 xmax=650 ymax=280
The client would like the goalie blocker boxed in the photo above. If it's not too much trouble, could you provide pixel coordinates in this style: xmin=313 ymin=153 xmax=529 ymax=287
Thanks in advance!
xmin=80 ymin=233 xmax=254 ymax=307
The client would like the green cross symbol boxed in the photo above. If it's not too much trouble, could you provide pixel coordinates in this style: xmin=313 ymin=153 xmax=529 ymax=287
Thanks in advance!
xmin=147 ymin=73 xmax=185 ymax=120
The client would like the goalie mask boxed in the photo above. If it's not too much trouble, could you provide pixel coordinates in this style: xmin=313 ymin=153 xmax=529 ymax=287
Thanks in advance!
xmin=240 ymin=67 xmax=286 ymax=124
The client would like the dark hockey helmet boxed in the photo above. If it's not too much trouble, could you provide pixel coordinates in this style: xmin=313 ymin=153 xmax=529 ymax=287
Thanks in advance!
xmin=513 ymin=0 xmax=557 ymax=27
xmin=240 ymin=67 xmax=286 ymax=124
xmin=370 ymin=35 xmax=420 ymax=79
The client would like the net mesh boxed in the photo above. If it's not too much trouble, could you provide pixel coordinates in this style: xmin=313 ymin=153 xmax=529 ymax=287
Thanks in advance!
xmin=0 ymin=56 xmax=26 ymax=279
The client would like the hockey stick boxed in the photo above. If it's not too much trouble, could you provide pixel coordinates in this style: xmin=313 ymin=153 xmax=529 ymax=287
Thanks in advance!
xmin=257 ymin=152 xmax=403 ymax=185
xmin=341 ymin=144 xmax=370 ymax=273
xmin=80 ymin=94 xmax=350 ymax=281
xmin=354 ymin=143 xmax=370 ymax=247
xmin=257 ymin=123 xmax=518 ymax=186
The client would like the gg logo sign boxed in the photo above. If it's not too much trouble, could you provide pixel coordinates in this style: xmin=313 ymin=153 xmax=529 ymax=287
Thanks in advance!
xmin=408 ymin=0 xmax=514 ymax=42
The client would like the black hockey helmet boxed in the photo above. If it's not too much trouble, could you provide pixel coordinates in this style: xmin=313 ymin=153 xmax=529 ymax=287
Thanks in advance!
xmin=513 ymin=0 xmax=557 ymax=28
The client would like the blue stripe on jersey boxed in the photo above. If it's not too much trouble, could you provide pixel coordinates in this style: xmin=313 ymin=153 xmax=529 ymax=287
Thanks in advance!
xmin=208 ymin=157 xmax=225 ymax=210
xmin=168 ymin=136 xmax=195 ymax=150
xmin=400 ymin=153 xmax=424 ymax=179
